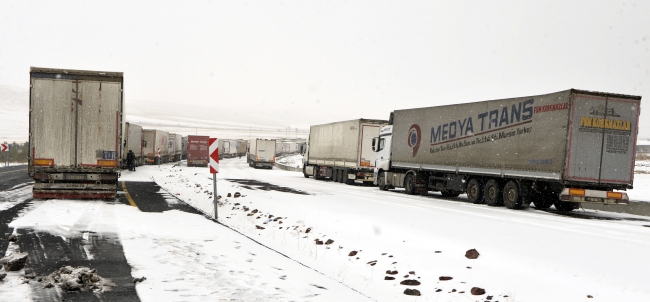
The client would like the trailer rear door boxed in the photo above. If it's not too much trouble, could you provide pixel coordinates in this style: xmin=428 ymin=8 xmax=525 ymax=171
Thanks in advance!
xmin=565 ymin=93 xmax=639 ymax=184
xmin=77 ymin=81 xmax=121 ymax=167
xmin=256 ymin=140 xmax=276 ymax=162
xmin=31 ymin=78 xmax=77 ymax=167
xmin=31 ymin=78 xmax=121 ymax=167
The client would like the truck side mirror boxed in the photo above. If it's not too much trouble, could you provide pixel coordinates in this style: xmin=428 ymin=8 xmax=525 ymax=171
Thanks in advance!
xmin=372 ymin=138 xmax=377 ymax=151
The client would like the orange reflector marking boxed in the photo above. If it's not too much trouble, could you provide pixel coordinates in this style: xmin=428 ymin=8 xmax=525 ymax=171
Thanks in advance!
xmin=33 ymin=158 xmax=54 ymax=166
xmin=97 ymin=160 xmax=117 ymax=167
xmin=569 ymin=188 xmax=585 ymax=196
xmin=607 ymin=192 xmax=623 ymax=199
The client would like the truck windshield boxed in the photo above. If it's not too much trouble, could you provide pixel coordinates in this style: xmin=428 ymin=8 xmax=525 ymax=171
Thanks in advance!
xmin=377 ymin=138 xmax=385 ymax=152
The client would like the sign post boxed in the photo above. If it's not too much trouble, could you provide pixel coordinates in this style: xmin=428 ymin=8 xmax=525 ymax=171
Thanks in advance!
xmin=209 ymin=138 xmax=220 ymax=219
xmin=1 ymin=143 xmax=7 ymax=167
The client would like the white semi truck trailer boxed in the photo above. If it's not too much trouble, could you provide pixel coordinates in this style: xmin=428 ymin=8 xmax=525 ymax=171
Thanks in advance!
xmin=143 ymin=129 xmax=169 ymax=164
xmin=29 ymin=67 xmax=124 ymax=199
xmin=302 ymin=119 xmax=388 ymax=184
xmin=247 ymin=139 xmax=276 ymax=168
xmin=122 ymin=122 xmax=143 ymax=168
xmin=373 ymin=89 xmax=641 ymax=211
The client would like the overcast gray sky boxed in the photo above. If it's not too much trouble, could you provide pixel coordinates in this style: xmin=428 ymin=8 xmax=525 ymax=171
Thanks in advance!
xmin=1 ymin=0 xmax=649 ymax=141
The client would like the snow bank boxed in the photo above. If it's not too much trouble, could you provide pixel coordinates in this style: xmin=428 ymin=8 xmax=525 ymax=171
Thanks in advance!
xmin=276 ymin=154 xmax=303 ymax=169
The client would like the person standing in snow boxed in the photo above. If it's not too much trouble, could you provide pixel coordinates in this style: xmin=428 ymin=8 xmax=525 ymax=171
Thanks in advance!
xmin=127 ymin=150 xmax=136 ymax=171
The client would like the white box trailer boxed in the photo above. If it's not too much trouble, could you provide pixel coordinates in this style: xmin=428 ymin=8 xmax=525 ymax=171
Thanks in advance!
xmin=374 ymin=89 xmax=641 ymax=211
xmin=283 ymin=142 xmax=298 ymax=154
xmin=122 ymin=122 xmax=143 ymax=168
xmin=28 ymin=67 xmax=123 ymax=199
xmin=167 ymin=133 xmax=176 ymax=162
xmin=303 ymin=119 xmax=388 ymax=184
xmin=218 ymin=139 xmax=239 ymax=159
xmin=275 ymin=141 xmax=284 ymax=156
xmin=143 ymin=129 xmax=169 ymax=164
xmin=247 ymin=139 xmax=276 ymax=168
xmin=234 ymin=140 xmax=247 ymax=157
xmin=182 ymin=136 xmax=188 ymax=160
xmin=169 ymin=133 xmax=182 ymax=161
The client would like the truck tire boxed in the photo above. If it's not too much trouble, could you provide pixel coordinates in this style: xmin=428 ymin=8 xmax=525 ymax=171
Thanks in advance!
xmin=466 ymin=179 xmax=484 ymax=204
xmin=334 ymin=169 xmax=340 ymax=183
xmin=338 ymin=170 xmax=345 ymax=183
xmin=503 ymin=180 xmax=523 ymax=209
xmin=484 ymin=179 xmax=503 ymax=206
xmin=404 ymin=174 xmax=416 ymax=195
xmin=378 ymin=173 xmax=388 ymax=191
xmin=554 ymin=201 xmax=577 ymax=212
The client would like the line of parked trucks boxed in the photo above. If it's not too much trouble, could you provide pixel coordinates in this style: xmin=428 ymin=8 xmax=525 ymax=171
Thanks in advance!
xmin=27 ymin=67 xmax=264 ymax=199
xmin=124 ymin=129 xmax=251 ymax=167
xmin=300 ymin=89 xmax=641 ymax=212
xmin=28 ymin=67 xmax=642 ymax=212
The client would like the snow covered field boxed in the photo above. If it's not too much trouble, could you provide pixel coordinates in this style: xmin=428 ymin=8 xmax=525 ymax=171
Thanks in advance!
xmin=116 ymin=158 xmax=650 ymax=301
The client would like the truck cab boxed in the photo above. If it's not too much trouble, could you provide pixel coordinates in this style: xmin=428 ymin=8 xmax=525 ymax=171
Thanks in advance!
xmin=372 ymin=125 xmax=393 ymax=181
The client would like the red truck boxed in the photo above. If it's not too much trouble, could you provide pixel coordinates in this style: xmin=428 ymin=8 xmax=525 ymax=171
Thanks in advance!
xmin=187 ymin=135 xmax=209 ymax=167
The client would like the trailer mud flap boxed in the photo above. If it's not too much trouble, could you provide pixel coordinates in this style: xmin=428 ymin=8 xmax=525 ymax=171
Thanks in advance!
xmin=565 ymin=94 xmax=639 ymax=185
xmin=33 ymin=190 xmax=116 ymax=199
xmin=32 ymin=183 xmax=117 ymax=199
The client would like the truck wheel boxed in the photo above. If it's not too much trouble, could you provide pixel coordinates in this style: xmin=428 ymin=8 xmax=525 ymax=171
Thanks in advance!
xmin=503 ymin=180 xmax=523 ymax=209
xmin=337 ymin=170 xmax=344 ymax=183
xmin=554 ymin=201 xmax=577 ymax=212
xmin=378 ymin=173 xmax=388 ymax=191
xmin=404 ymin=174 xmax=416 ymax=195
xmin=334 ymin=169 xmax=340 ymax=183
xmin=303 ymin=166 xmax=310 ymax=178
xmin=484 ymin=179 xmax=503 ymax=206
xmin=466 ymin=179 xmax=484 ymax=204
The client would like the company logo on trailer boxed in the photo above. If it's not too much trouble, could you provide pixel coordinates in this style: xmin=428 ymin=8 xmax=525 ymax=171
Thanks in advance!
xmin=407 ymin=124 xmax=421 ymax=157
